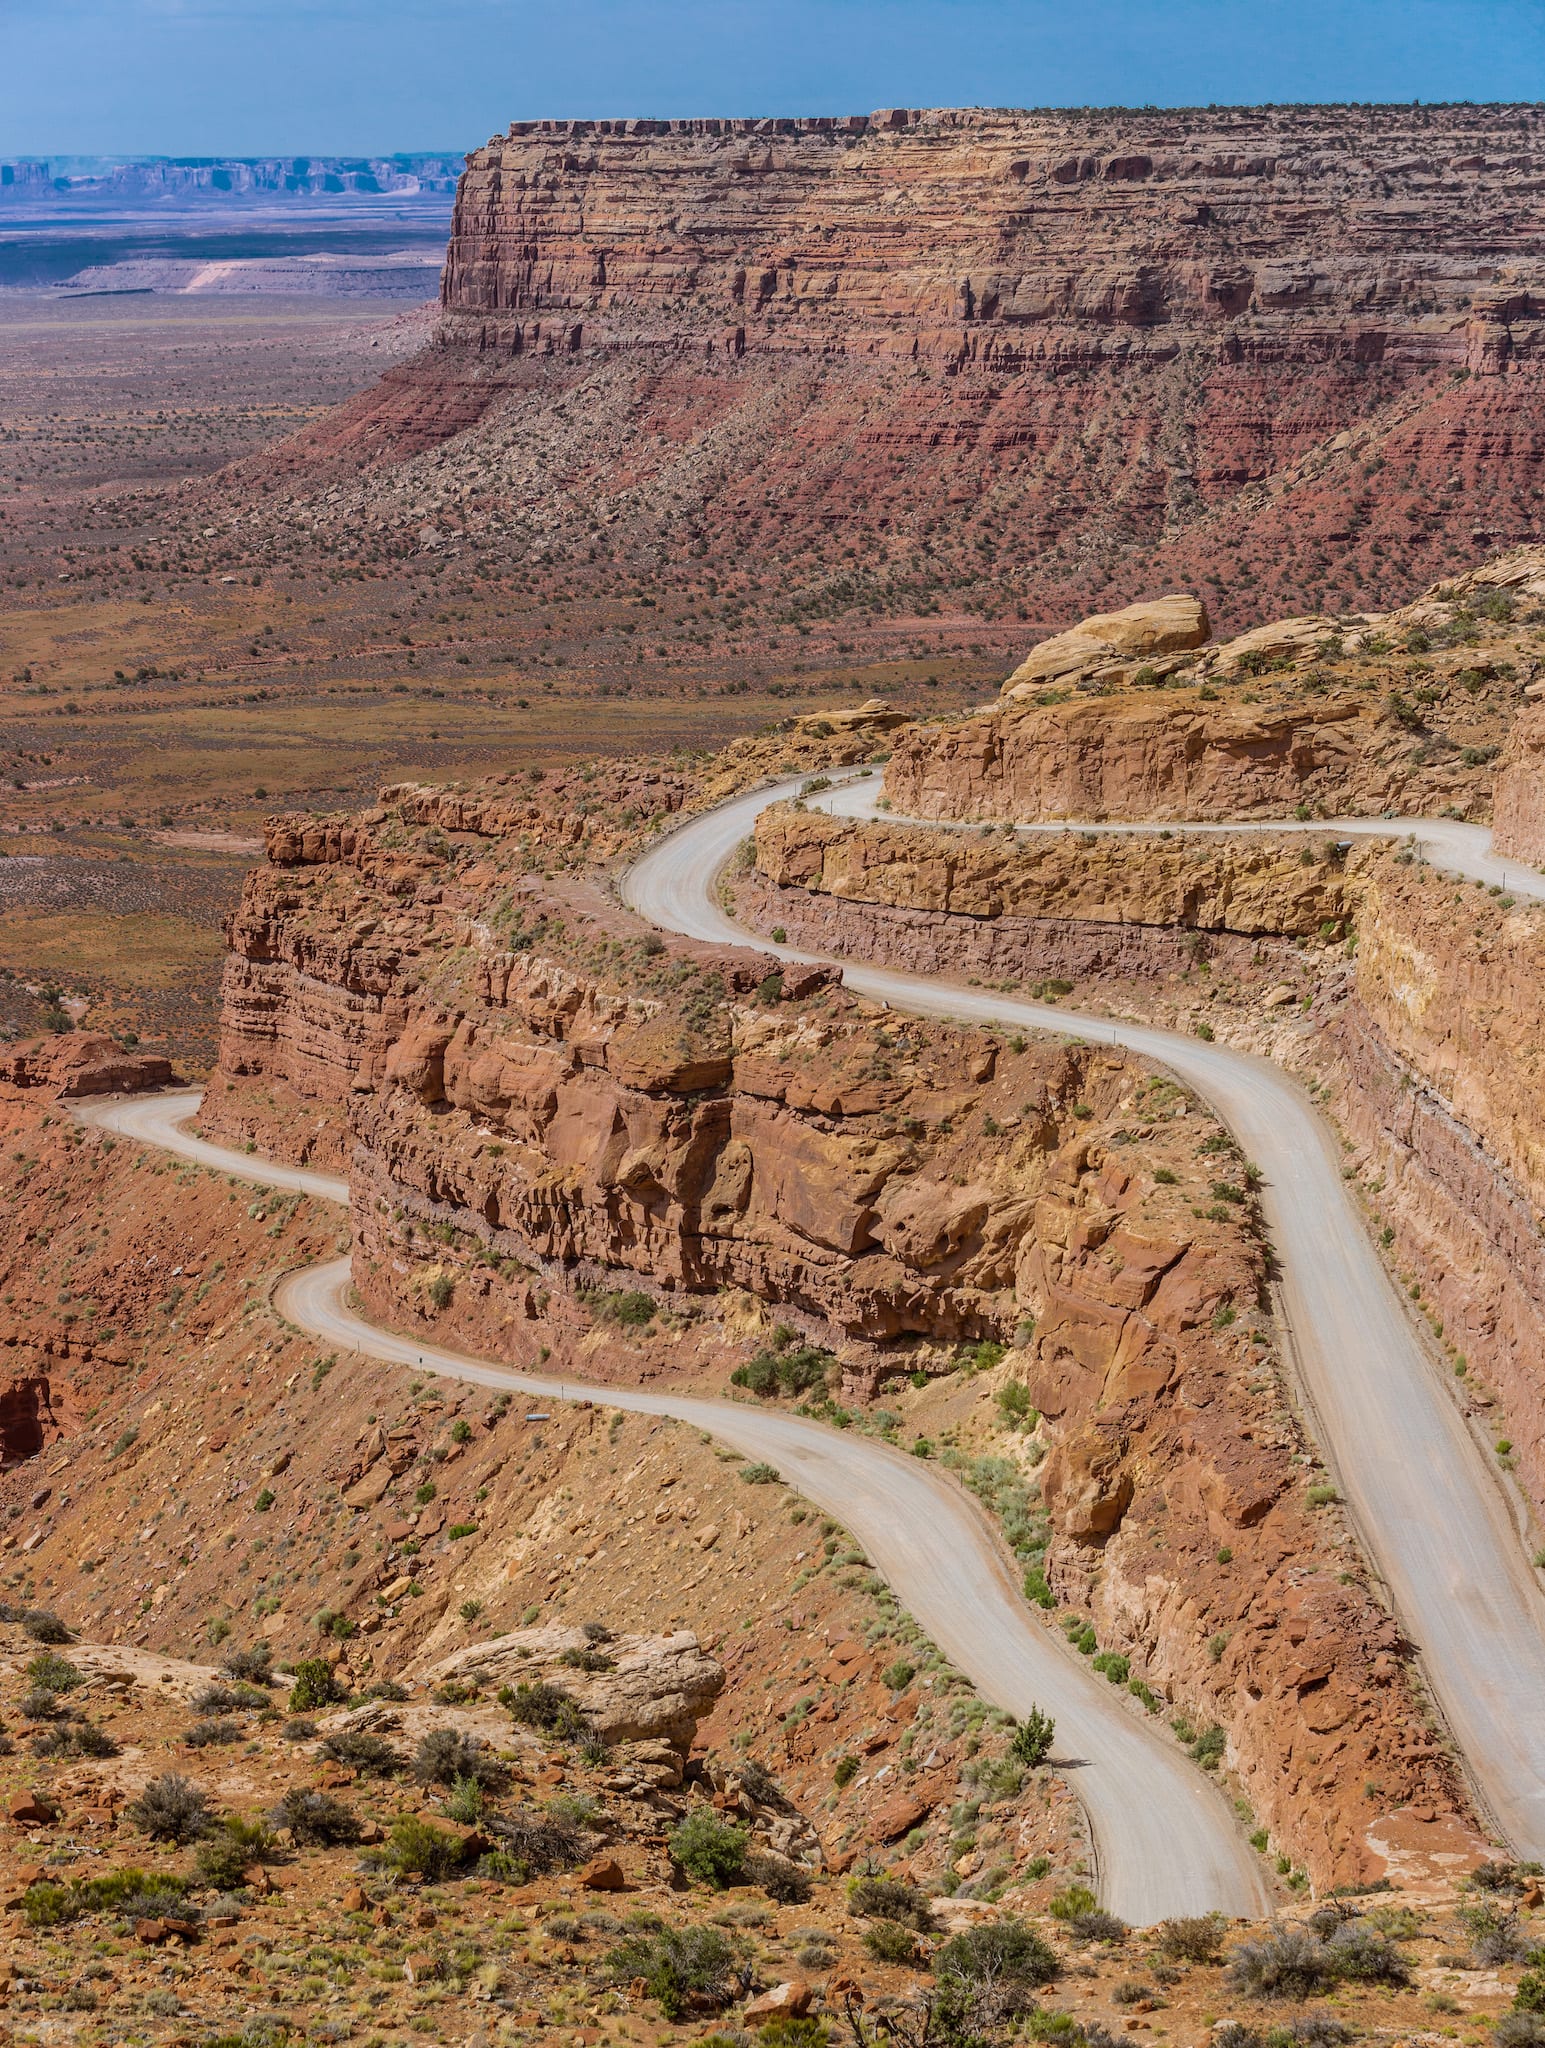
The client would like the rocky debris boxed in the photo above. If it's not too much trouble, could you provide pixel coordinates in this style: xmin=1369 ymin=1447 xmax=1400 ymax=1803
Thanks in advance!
xmin=0 ymin=1031 xmax=173 ymax=1098
xmin=1003 ymin=594 xmax=1210 ymax=697
xmin=425 ymin=1624 xmax=725 ymax=1751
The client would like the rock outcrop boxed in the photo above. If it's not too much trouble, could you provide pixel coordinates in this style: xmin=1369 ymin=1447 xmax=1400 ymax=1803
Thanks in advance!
xmin=0 ymin=1033 xmax=173 ymax=1097
xmin=1003 ymin=595 xmax=1211 ymax=698
xmin=426 ymin=1624 xmax=724 ymax=1752
xmin=886 ymin=554 xmax=1541 ymax=823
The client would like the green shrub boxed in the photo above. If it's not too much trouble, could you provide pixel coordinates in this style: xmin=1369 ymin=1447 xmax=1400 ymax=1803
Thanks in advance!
xmin=864 ymin=1920 xmax=921 ymax=1963
xmin=195 ymin=1826 xmax=265 ymax=1891
xmin=287 ymin=1657 xmax=342 ymax=1713
xmin=996 ymin=1381 xmax=1037 ymax=1427
xmin=427 ymin=1274 xmax=454 ymax=1309
xmin=739 ymin=1462 xmax=781 ymax=1485
xmin=936 ymin=1918 xmax=1059 ymax=1989
xmin=670 ymin=1808 xmax=748 ymax=1888
xmin=1010 ymin=1705 xmax=1056 ymax=1767
xmin=730 ymin=1339 xmax=834 ymax=1399
xmin=26 ymin=1651 xmax=82 ymax=1691
xmin=387 ymin=1815 xmax=471 ymax=1880
xmin=603 ymin=1924 xmax=748 ymax=2019
xmin=833 ymin=1755 xmax=859 ymax=1788
xmin=1024 ymin=1565 xmax=1056 ymax=1610
xmin=1517 ymin=1973 xmax=1545 ymax=2015
xmin=1050 ymin=1883 xmax=1097 ymax=1922
xmin=588 ymin=1288 xmax=656 ymax=1327
xmin=1189 ymin=1725 xmax=1227 ymax=1771
xmin=502 ymin=1680 xmax=586 ymax=1741
xmin=880 ymin=1659 xmax=916 ymax=1692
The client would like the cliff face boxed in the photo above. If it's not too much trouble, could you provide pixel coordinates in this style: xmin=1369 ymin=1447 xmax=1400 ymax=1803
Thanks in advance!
xmin=441 ymin=109 xmax=1542 ymax=369
xmin=192 ymin=763 xmax=1474 ymax=1887
xmin=886 ymin=553 xmax=1541 ymax=824
xmin=243 ymin=108 xmax=1545 ymax=639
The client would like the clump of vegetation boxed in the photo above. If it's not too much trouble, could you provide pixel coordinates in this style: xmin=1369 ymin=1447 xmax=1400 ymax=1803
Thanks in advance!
xmin=319 ymin=1727 xmax=401 ymax=1776
xmin=126 ymin=1773 xmax=210 ymax=1844
xmin=287 ymin=1657 xmax=343 ymax=1713
xmin=221 ymin=1642 xmax=274 ymax=1686
xmin=732 ymin=1326 xmax=835 ymax=1398
xmin=585 ymin=1287 xmax=656 ymax=1328
xmin=1010 ymin=1706 xmax=1056 ymax=1767
xmin=501 ymin=1680 xmax=586 ymax=1742
xmin=603 ymin=1924 xmax=751 ymax=2020
xmin=385 ymin=1814 xmax=475 ymax=1881
xmin=270 ymin=1787 xmax=361 ymax=1848
xmin=848 ymin=1876 xmax=935 ymax=1932
xmin=670 ymin=1808 xmax=749 ymax=1888
xmin=1156 ymin=1914 xmax=1227 ymax=1964
xmin=412 ymin=1726 xmax=507 ymax=1791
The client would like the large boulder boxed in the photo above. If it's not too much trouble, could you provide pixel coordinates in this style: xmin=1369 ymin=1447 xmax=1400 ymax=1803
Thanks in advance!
xmin=424 ymin=1625 xmax=724 ymax=1751
xmin=1003 ymin=594 xmax=1210 ymax=698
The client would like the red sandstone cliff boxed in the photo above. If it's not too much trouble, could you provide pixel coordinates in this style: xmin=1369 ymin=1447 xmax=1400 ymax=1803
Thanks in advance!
xmin=232 ymin=107 xmax=1545 ymax=637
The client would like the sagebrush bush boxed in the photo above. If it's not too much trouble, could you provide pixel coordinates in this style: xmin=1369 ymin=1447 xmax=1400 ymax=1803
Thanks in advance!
xmin=127 ymin=1773 xmax=210 ymax=1844
xmin=412 ymin=1725 xmax=507 ymax=1790
xmin=270 ymin=1787 xmax=361 ymax=1847
xmin=746 ymin=1850 xmax=810 ymax=1904
xmin=220 ymin=1643 xmax=274 ymax=1684
xmin=320 ymin=1728 xmax=401 ymax=1776
xmin=848 ymin=1876 xmax=934 ymax=1931
xmin=1156 ymin=1914 xmax=1226 ymax=1964
xmin=1226 ymin=1925 xmax=1335 ymax=2001
xmin=603 ymin=1925 xmax=749 ymax=2020
xmin=186 ymin=1718 xmax=241 ymax=1748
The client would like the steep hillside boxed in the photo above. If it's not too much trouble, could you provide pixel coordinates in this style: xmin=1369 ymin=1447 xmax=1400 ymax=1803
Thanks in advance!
xmin=228 ymin=105 xmax=1545 ymax=641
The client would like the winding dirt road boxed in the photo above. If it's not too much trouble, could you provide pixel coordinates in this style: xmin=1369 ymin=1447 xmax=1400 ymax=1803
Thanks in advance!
xmin=623 ymin=779 xmax=1545 ymax=1864
xmin=76 ymin=780 xmax=1545 ymax=1919
xmin=76 ymin=1088 xmax=1270 ymax=1923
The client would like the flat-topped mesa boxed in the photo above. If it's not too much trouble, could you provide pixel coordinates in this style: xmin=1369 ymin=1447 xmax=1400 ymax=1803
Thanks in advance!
xmin=439 ymin=103 xmax=1545 ymax=370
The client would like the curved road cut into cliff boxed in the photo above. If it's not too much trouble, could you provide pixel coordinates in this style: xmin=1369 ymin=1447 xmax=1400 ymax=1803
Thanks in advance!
xmin=622 ymin=779 xmax=1545 ymax=1867
xmin=76 ymin=1086 xmax=1270 ymax=1924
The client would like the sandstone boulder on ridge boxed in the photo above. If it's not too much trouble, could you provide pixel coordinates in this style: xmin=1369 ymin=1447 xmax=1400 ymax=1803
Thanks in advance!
xmin=1003 ymin=593 xmax=1210 ymax=698
xmin=425 ymin=1624 xmax=724 ymax=1751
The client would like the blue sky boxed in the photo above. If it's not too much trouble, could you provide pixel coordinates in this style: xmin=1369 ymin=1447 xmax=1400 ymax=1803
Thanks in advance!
xmin=4 ymin=0 xmax=1543 ymax=157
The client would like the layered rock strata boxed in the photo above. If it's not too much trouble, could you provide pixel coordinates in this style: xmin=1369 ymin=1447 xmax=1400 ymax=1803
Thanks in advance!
xmin=197 ymin=768 xmax=1472 ymax=1885
xmin=245 ymin=109 xmax=1545 ymax=638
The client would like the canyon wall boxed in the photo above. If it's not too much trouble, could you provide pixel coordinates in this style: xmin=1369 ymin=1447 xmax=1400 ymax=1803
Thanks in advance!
xmin=442 ymin=108 xmax=1545 ymax=371
xmin=1494 ymin=701 xmax=1545 ymax=863
xmin=191 ymin=769 xmax=1476 ymax=1885
xmin=247 ymin=108 xmax=1545 ymax=637
xmin=746 ymin=802 xmax=1545 ymax=1535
